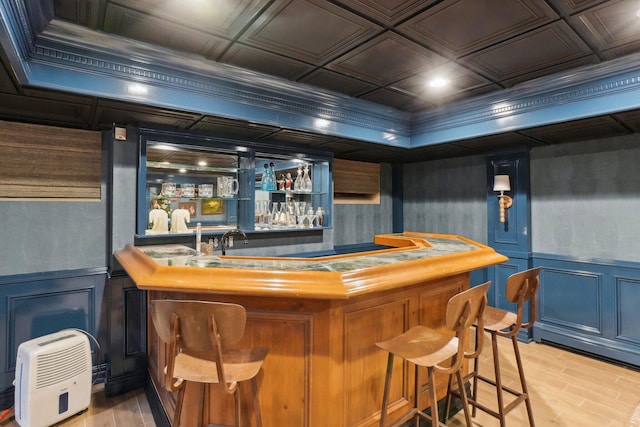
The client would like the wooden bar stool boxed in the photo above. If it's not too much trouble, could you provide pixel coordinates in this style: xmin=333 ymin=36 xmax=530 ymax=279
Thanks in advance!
xmin=376 ymin=282 xmax=490 ymax=427
xmin=149 ymin=299 xmax=268 ymax=427
xmin=457 ymin=267 xmax=540 ymax=427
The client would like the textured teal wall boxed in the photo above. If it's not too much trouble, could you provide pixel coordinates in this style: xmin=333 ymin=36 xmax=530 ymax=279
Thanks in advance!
xmin=403 ymin=155 xmax=487 ymax=244
xmin=531 ymin=134 xmax=640 ymax=262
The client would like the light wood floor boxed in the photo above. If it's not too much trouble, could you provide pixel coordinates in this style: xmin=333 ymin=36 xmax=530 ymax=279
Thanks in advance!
xmin=447 ymin=334 xmax=640 ymax=427
xmin=2 ymin=335 xmax=640 ymax=427
xmin=1 ymin=385 xmax=156 ymax=427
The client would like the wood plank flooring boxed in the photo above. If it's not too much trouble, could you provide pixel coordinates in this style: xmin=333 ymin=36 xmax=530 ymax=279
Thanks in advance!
xmin=1 ymin=385 xmax=156 ymax=427
xmin=447 ymin=335 xmax=640 ymax=427
xmin=2 ymin=335 xmax=639 ymax=426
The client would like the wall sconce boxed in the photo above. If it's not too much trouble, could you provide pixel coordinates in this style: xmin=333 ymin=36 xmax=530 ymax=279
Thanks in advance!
xmin=114 ymin=125 xmax=127 ymax=141
xmin=493 ymin=175 xmax=513 ymax=223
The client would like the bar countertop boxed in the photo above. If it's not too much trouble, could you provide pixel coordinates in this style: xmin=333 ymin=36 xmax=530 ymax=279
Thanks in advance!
xmin=114 ymin=231 xmax=508 ymax=299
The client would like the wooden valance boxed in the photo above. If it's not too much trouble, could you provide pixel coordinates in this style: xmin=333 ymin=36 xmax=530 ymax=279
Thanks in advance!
xmin=0 ymin=120 xmax=102 ymax=199
xmin=333 ymin=158 xmax=380 ymax=204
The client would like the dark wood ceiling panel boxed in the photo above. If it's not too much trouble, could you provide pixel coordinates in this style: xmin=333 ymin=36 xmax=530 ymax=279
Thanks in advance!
xmin=327 ymin=32 xmax=447 ymax=85
xmin=53 ymin=0 xmax=102 ymax=28
xmin=334 ymin=145 xmax=409 ymax=163
xmin=102 ymin=4 xmax=230 ymax=58
xmin=220 ymin=44 xmax=315 ymax=81
xmin=452 ymin=131 xmax=546 ymax=150
xmin=313 ymin=139 xmax=369 ymax=155
xmin=333 ymin=0 xmax=437 ymax=26
xmin=358 ymin=87 xmax=431 ymax=111
xmin=462 ymin=21 xmax=594 ymax=82
xmin=239 ymin=0 xmax=382 ymax=64
xmin=395 ymin=142 xmax=477 ymax=163
xmin=569 ymin=0 xmax=640 ymax=53
xmin=397 ymin=0 xmax=559 ymax=57
xmin=0 ymin=61 xmax=18 ymax=94
xmin=190 ymin=117 xmax=280 ymax=140
xmin=260 ymin=129 xmax=338 ymax=147
xmin=92 ymin=100 xmax=201 ymax=130
xmin=299 ymin=69 xmax=377 ymax=97
xmin=518 ymin=115 xmax=633 ymax=143
xmin=390 ymin=62 xmax=493 ymax=104
xmin=548 ymin=0 xmax=605 ymax=15
xmin=612 ymin=110 xmax=640 ymax=133
xmin=0 ymin=92 xmax=94 ymax=127
xmin=108 ymin=0 xmax=270 ymax=40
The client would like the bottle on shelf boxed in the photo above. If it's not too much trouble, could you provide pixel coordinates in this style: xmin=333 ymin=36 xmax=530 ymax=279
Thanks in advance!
xmin=294 ymin=165 xmax=303 ymax=191
xmin=285 ymin=172 xmax=293 ymax=190
xmin=261 ymin=164 xmax=270 ymax=191
xmin=315 ymin=207 xmax=324 ymax=227
xmin=269 ymin=162 xmax=277 ymax=191
xmin=302 ymin=163 xmax=312 ymax=192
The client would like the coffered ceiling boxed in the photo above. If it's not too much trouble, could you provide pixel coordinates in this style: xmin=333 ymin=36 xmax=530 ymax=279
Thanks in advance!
xmin=1 ymin=0 xmax=640 ymax=162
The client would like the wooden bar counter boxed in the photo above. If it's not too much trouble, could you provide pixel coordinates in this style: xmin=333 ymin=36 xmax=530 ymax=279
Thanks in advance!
xmin=114 ymin=232 xmax=507 ymax=427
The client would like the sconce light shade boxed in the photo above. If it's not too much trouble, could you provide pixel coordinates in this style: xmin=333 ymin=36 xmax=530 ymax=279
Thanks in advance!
xmin=493 ymin=174 xmax=513 ymax=223
xmin=114 ymin=126 xmax=127 ymax=141
xmin=493 ymin=175 xmax=511 ymax=192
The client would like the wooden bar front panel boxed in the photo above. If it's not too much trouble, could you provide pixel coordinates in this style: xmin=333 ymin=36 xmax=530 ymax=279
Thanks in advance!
xmin=147 ymin=273 xmax=468 ymax=427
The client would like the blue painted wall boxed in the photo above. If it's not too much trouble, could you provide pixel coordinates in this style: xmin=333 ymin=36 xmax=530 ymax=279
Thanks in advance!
xmin=531 ymin=134 xmax=640 ymax=262
xmin=403 ymin=154 xmax=488 ymax=244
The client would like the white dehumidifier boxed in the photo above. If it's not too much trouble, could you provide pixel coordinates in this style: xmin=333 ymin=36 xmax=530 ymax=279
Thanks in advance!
xmin=14 ymin=329 xmax=92 ymax=427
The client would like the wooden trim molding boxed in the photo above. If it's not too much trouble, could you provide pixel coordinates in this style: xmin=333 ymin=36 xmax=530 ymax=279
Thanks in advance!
xmin=0 ymin=120 xmax=101 ymax=199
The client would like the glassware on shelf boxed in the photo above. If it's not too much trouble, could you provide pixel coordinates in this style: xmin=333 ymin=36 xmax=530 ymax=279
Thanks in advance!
xmin=315 ymin=207 xmax=324 ymax=227
xmin=278 ymin=202 xmax=288 ymax=226
xmin=305 ymin=207 xmax=317 ymax=228
xmin=271 ymin=202 xmax=280 ymax=225
xmin=286 ymin=199 xmax=297 ymax=227
xmin=294 ymin=165 xmax=303 ymax=192
xmin=255 ymin=200 xmax=266 ymax=229
xmin=302 ymin=163 xmax=312 ymax=192
xmin=180 ymin=183 xmax=195 ymax=198
xmin=161 ymin=181 xmax=176 ymax=197
xmin=269 ymin=163 xmax=277 ymax=191
xmin=261 ymin=164 xmax=271 ymax=191
xmin=198 ymin=183 xmax=213 ymax=198
xmin=294 ymin=201 xmax=306 ymax=217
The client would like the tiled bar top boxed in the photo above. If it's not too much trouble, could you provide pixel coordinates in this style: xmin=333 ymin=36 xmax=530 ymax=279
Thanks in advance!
xmin=114 ymin=231 xmax=508 ymax=299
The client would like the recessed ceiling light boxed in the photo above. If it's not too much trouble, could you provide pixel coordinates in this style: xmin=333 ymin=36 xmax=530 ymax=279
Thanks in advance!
xmin=179 ymin=168 xmax=187 ymax=173
xmin=198 ymin=160 xmax=207 ymax=166
xmin=428 ymin=78 xmax=449 ymax=88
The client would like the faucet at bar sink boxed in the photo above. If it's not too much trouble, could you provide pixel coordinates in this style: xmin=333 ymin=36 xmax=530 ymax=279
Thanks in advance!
xmin=221 ymin=229 xmax=249 ymax=256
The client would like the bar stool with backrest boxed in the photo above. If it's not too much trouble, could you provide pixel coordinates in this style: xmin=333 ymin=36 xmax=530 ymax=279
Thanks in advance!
xmin=376 ymin=282 xmax=491 ymax=427
xmin=456 ymin=267 xmax=540 ymax=427
xmin=149 ymin=299 xmax=269 ymax=427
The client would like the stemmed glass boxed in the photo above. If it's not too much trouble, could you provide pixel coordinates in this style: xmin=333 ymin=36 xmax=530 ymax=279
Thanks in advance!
xmin=295 ymin=201 xmax=306 ymax=217
xmin=271 ymin=202 xmax=280 ymax=227
xmin=278 ymin=202 xmax=288 ymax=226
xmin=306 ymin=208 xmax=317 ymax=228
xmin=255 ymin=200 xmax=271 ymax=229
